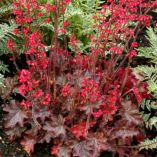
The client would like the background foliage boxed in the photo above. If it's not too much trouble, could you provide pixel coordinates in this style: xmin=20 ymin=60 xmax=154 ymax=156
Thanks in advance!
xmin=135 ymin=24 xmax=157 ymax=150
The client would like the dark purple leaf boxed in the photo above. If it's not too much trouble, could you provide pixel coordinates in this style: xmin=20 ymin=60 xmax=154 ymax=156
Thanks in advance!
xmin=38 ymin=132 xmax=54 ymax=143
xmin=34 ymin=107 xmax=51 ymax=123
xmin=21 ymin=136 xmax=36 ymax=155
xmin=4 ymin=100 xmax=28 ymax=128
xmin=114 ymin=129 xmax=139 ymax=140
xmin=87 ymin=136 xmax=107 ymax=157
xmin=5 ymin=126 xmax=26 ymax=140
xmin=121 ymin=101 xmax=142 ymax=125
xmin=43 ymin=115 xmax=66 ymax=137
xmin=72 ymin=141 xmax=92 ymax=157
xmin=58 ymin=146 xmax=71 ymax=157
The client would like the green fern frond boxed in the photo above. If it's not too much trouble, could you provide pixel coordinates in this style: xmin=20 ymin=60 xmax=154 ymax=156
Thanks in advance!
xmin=0 ymin=22 xmax=18 ymax=54
xmin=135 ymin=27 xmax=157 ymax=99
xmin=140 ymin=99 xmax=157 ymax=129
xmin=137 ymin=27 xmax=157 ymax=62
xmin=135 ymin=26 xmax=157 ymax=150
xmin=40 ymin=23 xmax=54 ymax=32
xmin=140 ymin=99 xmax=155 ymax=111
xmin=0 ymin=4 xmax=13 ymax=18
xmin=0 ymin=0 xmax=13 ymax=19
xmin=135 ymin=65 xmax=157 ymax=95
xmin=149 ymin=117 xmax=157 ymax=129
xmin=0 ymin=74 xmax=5 ymax=87
xmin=0 ymin=61 xmax=9 ymax=73
xmin=139 ymin=137 xmax=157 ymax=150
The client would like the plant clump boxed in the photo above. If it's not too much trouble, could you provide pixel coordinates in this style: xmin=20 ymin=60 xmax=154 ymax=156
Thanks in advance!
xmin=1 ymin=0 xmax=157 ymax=157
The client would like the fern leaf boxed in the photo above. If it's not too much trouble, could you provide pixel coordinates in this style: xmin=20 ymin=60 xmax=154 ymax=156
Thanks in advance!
xmin=0 ymin=60 xmax=9 ymax=73
xmin=0 ymin=22 xmax=19 ymax=54
xmin=0 ymin=4 xmax=13 ymax=18
xmin=0 ymin=73 xmax=5 ymax=87
xmin=139 ymin=137 xmax=157 ymax=150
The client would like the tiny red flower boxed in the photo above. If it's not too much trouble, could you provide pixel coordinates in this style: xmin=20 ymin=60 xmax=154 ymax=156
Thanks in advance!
xmin=18 ymin=84 xmax=27 ymax=95
xmin=19 ymin=69 xmax=31 ymax=83
xmin=34 ymin=89 xmax=44 ymax=98
xmin=51 ymin=146 xmax=59 ymax=157
xmin=7 ymin=39 xmax=15 ymax=50
xmin=42 ymin=94 xmax=51 ymax=105
xmin=20 ymin=100 xmax=31 ymax=108
xmin=70 ymin=122 xmax=94 ymax=139
xmin=63 ymin=0 xmax=71 ymax=5
xmin=131 ymin=42 xmax=138 ymax=48
xmin=13 ymin=28 xmax=20 ymax=35
xmin=63 ymin=21 xmax=69 ymax=27
xmin=61 ymin=84 xmax=71 ymax=97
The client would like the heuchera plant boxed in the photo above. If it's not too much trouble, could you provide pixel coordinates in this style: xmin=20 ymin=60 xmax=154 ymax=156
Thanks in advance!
xmin=3 ymin=0 xmax=157 ymax=156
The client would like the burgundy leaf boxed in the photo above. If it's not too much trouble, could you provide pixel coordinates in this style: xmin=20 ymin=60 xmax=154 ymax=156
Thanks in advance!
xmin=72 ymin=141 xmax=92 ymax=157
xmin=34 ymin=107 xmax=51 ymax=123
xmin=87 ymin=136 xmax=107 ymax=157
xmin=80 ymin=102 xmax=101 ymax=114
xmin=4 ymin=100 xmax=28 ymax=128
xmin=114 ymin=129 xmax=139 ymax=140
xmin=38 ymin=132 xmax=54 ymax=143
xmin=21 ymin=136 xmax=36 ymax=155
xmin=58 ymin=146 xmax=71 ymax=157
xmin=121 ymin=101 xmax=142 ymax=125
xmin=5 ymin=126 xmax=26 ymax=140
xmin=116 ymin=148 xmax=130 ymax=157
xmin=43 ymin=115 xmax=66 ymax=137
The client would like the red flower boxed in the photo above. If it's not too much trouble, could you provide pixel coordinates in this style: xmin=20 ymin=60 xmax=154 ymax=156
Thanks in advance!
xmin=19 ymin=69 xmax=31 ymax=83
xmin=131 ymin=42 xmax=138 ymax=48
xmin=80 ymin=78 xmax=101 ymax=103
xmin=13 ymin=9 xmax=22 ymax=16
xmin=51 ymin=146 xmax=59 ymax=156
xmin=110 ymin=46 xmax=124 ymax=54
xmin=7 ymin=39 xmax=15 ymax=50
xmin=70 ymin=122 xmax=94 ymax=139
xmin=18 ymin=84 xmax=27 ymax=95
xmin=20 ymin=100 xmax=31 ymax=108
xmin=63 ymin=21 xmax=69 ymax=27
xmin=42 ymin=94 xmax=51 ymax=105
xmin=127 ymin=50 xmax=137 ymax=58
xmin=63 ymin=0 xmax=71 ymax=5
xmin=34 ymin=89 xmax=44 ymax=98
xmin=45 ymin=18 xmax=51 ymax=23
xmin=13 ymin=28 xmax=20 ymax=35
xmin=61 ymin=84 xmax=71 ymax=97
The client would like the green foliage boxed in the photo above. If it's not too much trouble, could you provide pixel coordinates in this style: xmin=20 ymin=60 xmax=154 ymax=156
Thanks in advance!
xmin=135 ymin=26 xmax=157 ymax=151
xmin=0 ymin=61 xmax=9 ymax=88
xmin=0 ymin=74 xmax=5 ymax=87
xmin=0 ymin=0 xmax=18 ymax=90
xmin=0 ymin=60 xmax=9 ymax=74
xmin=0 ymin=60 xmax=9 ymax=89
xmin=0 ymin=22 xmax=19 ymax=54
xmin=139 ymin=137 xmax=157 ymax=150
xmin=0 ymin=0 xmax=13 ymax=20
xmin=0 ymin=0 xmax=23 ymax=55
xmin=0 ymin=4 xmax=13 ymax=19
xmin=140 ymin=99 xmax=157 ymax=129
xmin=137 ymin=27 xmax=157 ymax=61
xmin=135 ymin=27 xmax=157 ymax=97
xmin=40 ymin=0 xmax=100 ymax=52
